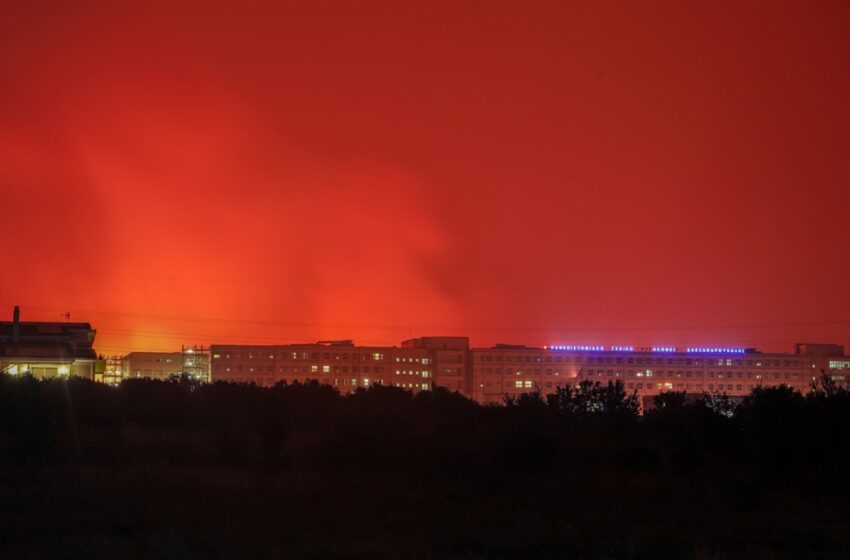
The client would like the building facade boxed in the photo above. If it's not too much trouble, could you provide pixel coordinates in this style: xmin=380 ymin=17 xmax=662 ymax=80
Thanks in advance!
xmin=0 ymin=306 xmax=98 ymax=379
xmin=210 ymin=340 xmax=433 ymax=392
xmin=96 ymin=355 xmax=126 ymax=385
xmin=401 ymin=337 xmax=471 ymax=395
xmin=124 ymin=351 xmax=185 ymax=381
xmin=471 ymin=343 xmax=850 ymax=405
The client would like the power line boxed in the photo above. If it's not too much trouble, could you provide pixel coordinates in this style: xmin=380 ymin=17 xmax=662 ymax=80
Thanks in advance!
xmin=6 ymin=302 xmax=850 ymax=334
xmin=3 ymin=266 xmax=850 ymax=296
xmin=95 ymin=328 xmax=399 ymax=347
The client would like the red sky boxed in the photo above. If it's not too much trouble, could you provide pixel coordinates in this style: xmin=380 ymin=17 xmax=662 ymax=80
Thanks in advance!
xmin=2 ymin=1 xmax=850 ymax=355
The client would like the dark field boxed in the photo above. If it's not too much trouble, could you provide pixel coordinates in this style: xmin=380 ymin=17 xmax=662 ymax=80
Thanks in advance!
xmin=2 ymin=376 xmax=849 ymax=559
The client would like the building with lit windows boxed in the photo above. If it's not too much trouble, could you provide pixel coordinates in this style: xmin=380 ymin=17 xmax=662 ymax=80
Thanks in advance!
xmin=182 ymin=345 xmax=210 ymax=382
xmin=96 ymin=355 xmax=126 ymax=385
xmin=209 ymin=340 xmax=433 ymax=392
xmin=202 ymin=338 xmax=850 ymax=403
xmin=471 ymin=342 xmax=850 ymax=405
xmin=0 ymin=306 xmax=98 ymax=379
xmin=401 ymin=337 xmax=471 ymax=395
xmin=124 ymin=351 xmax=185 ymax=380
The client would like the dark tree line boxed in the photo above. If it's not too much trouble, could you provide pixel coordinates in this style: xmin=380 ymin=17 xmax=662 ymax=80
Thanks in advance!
xmin=2 ymin=374 xmax=850 ymax=559
xmin=1 ymin=373 xmax=848 ymax=473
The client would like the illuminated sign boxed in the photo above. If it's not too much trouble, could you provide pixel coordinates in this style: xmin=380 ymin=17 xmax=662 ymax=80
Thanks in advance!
xmin=546 ymin=345 xmax=604 ymax=351
xmin=544 ymin=345 xmax=745 ymax=354
xmin=685 ymin=347 xmax=745 ymax=354
xmin=546 ymin=345 xmax=633 ymax=351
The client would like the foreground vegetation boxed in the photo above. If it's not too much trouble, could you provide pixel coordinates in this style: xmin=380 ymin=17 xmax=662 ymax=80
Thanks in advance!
xmin=1 ymin=374 xmax=849 ymax=559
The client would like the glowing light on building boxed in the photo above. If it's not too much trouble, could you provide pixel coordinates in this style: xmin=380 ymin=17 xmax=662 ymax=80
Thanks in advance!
xmin=546 ymin=345 xmax=605 ymax=351
xmin=651 ymin=346 xmax=678 ymax=353
xmin=610 ymin=346 xmax=634 ymax=352
xmin=685 ymin=347 xmax=745 ymax=354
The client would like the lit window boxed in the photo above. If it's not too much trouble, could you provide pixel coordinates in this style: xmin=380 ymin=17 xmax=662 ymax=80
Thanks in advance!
xmin=523 ymin=380 xmax=532 ymax=388
xmin=515 ymin=381 xmax=522 ymax=388
xmin=311 ymin=365 xmax=318 ymax=373
xmin=322 ymin=365 xmax=330 ymax=373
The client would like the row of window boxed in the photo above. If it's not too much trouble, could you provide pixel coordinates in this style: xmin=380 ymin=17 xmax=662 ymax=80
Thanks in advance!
xmin=210 ymin=376 xmax=431 ymax=392
xmin=489 ymin=381 xmax=809 ymax=393
xmin=212 ymin=351 xmax=430 ymax=363
xmin=581 ymin=370 xmax=808 ymax=380
xmin=476 ymin=354 xmax=806 ymax=368
xmin=217 ymin=364 xmax=397 ymax=374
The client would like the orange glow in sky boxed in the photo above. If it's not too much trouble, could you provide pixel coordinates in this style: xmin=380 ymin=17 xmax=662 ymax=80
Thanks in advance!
xmin=2 ymin=1 xmax=850 ymax=355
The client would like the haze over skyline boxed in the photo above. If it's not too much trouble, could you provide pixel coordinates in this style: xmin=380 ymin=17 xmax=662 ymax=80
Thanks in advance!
xmin=3 ymin=1 xmax=850 ymax=354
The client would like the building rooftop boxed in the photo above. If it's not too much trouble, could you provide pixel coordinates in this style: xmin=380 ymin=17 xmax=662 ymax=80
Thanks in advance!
xmin=0 ymin=307 xmax=97 ymax=362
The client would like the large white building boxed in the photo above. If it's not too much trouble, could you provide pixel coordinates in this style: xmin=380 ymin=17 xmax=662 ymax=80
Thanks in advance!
xmin=471 ymin=342 xmax=850 ymax=405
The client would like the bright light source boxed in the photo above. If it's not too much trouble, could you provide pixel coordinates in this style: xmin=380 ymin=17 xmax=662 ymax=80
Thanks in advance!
xmin=686 ymin=347 xmax=745 ymax=354
xmin=57 ymin=365 xmax=70 ymax=375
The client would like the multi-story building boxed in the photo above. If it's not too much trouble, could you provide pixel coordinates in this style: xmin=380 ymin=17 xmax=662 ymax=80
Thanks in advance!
xmin=182 ymin=345 xmax=210 ymax=382
xmin=210 ymin=340 xmax=433 ymax=392
xmin=201 ymin=338 xmax=850 ymax=403
xmin=96 ymin=355 xmax=126 ymax=385
xmin=401 ymin=336 xmax=471 ymax=395
xmin=124 ymin=351 xmax=184 ymax=380
xmin=7 ymin=300 xmax=846 ymax=403
xmin=471 ymin=343 xmax=850 ymax=405
xmin=0 ymin=306 xmax=98 ymax=379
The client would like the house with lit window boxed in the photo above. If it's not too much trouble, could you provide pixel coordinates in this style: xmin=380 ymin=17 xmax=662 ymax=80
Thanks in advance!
xmin=0 ymin=306 xmax=98 ymax=379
